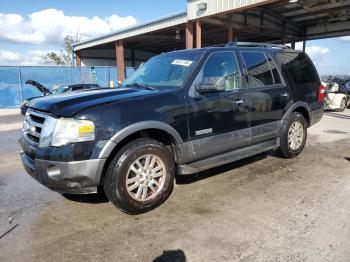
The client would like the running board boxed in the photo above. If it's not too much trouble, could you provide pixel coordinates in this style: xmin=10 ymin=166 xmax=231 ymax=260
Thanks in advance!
xmin=177 ymin=138 xmax=279 ymax=175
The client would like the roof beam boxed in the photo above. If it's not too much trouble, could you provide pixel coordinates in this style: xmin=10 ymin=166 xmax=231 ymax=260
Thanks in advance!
xmin=257 ymin=7 xmax=299 ymax=29
xmin=306 ymin=19 xmax=350 ymax=39
xmin=283 ymin=1 xmax=350 ymax=19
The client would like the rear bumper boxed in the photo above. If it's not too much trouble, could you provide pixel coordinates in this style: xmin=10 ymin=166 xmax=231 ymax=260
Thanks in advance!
xmin=20 ymin=152 xmax=105 ymax=194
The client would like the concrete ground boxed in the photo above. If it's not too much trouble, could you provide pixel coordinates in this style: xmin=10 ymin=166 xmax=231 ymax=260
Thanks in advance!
xmin=0 ymin=109 xmax=349 ymax=262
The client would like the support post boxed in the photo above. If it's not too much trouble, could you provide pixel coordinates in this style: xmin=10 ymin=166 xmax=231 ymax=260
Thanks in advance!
xmin=186 ymin=21 xmax=194 ymax=49
xmin=17 ymin=67 xmax=23 ymax=102
xmin=281 ymin=21 xmax=286 ymax=45
xmin=291 ymin=41 xmax=295 ymax=49
xmin=131 ymin=49 xmax=135 ymax=68
xmin=195 ymin=20 xmax=202 ymax=48
xmin=302 ymin=27 xmax=307 ymax=52
xmin=227 ymin=14 xmax=233 ymax=43
xmin=75 ymin=53 xmax=81 ymax=67
xmin=116 ymin=40 xmax=125 ymax=82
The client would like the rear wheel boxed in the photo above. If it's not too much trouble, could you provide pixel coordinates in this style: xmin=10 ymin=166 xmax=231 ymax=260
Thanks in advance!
xmin=337 ymin=97 xmax=346 ymax=112
xmin=277 ymin=112 xmax=307 ymax=158
xmin=103 ymin=138 xmax=175 ymax=214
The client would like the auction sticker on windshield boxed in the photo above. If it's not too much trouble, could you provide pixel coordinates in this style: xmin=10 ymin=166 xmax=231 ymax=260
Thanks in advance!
xmin=171 ymin=59 xmax=193 ymax=67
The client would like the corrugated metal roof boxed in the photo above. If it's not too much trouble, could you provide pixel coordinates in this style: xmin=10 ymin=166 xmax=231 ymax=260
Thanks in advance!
xmin=187 ymin=0 xmax=276 ymax=20
xmin=73 ymin=11 xmax=188 ymax=51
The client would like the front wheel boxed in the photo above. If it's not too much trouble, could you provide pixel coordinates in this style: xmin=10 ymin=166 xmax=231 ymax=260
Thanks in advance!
xmin=103 ymin=138 xmax=175 ymax=214
xmin=277 ymin=112 xmax=307 ymax=158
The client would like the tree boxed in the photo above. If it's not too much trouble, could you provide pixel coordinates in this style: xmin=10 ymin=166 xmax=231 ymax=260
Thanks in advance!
xmin=42 ymin=35 xmax=78 ymax=65
xmin=42 ymin=52 xmax=66 ymax=65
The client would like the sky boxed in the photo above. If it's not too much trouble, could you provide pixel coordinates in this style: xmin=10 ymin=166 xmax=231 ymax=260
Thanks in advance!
xmin=0 ymin=0 xmax=349 ymax=75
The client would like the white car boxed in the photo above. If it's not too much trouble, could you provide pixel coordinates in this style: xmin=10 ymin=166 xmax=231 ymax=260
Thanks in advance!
xmin=323 ymin=81 xmax=348 ymax=112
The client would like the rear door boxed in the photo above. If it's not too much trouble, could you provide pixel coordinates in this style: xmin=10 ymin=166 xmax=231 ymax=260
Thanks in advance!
xmin=239 ymin=50 xmax=290 ymax=145
xmin=185 ymin=51 xmax=250 ymax=161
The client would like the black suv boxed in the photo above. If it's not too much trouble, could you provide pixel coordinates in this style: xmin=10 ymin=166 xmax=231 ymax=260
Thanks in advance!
xmin=20 ymin=42 xmax=324 ymax=214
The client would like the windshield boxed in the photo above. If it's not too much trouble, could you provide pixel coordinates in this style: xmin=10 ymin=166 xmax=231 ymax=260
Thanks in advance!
xmin=123 ymin=51 xmax=203 ymax=89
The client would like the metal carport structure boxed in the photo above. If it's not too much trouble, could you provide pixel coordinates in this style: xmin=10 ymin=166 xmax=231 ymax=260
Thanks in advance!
xmin=73 ymin=0 xmax=350 ymax=81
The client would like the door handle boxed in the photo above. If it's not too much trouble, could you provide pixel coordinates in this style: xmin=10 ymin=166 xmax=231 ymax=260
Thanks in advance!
xmin=281 ymin=92 xmax=289 ymax=98
xmin=234 ymin=99 xmax=244 ymax=105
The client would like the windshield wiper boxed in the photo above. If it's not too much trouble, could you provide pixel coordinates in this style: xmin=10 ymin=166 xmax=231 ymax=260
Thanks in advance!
xmin=125 ymin=83 xmax=156 ymax=91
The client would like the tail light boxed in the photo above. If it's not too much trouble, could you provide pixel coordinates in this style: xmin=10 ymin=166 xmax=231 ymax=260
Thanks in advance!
xmin=318 ymin=84 xmax=325 ymax=101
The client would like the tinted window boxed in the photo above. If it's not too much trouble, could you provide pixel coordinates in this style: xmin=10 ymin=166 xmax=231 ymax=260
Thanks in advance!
xmin=199 ymin=52 xmax=241 ymax=91
xmin=277 ymin=52 xmax=319 ymax=85
xmin=241 ymin=51 xmax=274 ymax=87
xmin=266 ymin=53 xmax=282 ymax=85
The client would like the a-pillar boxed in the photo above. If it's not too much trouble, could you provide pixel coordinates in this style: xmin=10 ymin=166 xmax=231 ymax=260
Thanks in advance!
xmin=227 ymin=14 xmax=233 ymax=43
xmin=115 ymin=40 xmax=125 ymax=82
xmin=195 ymin=20 xmax=202 ymax=48
xmin=186 ymin=21 xmax=194 ymax=49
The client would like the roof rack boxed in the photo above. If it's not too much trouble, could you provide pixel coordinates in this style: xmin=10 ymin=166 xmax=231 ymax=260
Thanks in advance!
xmin=202 ymin=43 xmax=227 ymax=48
xmin=225 ymin=42 xmax=291 ymax=49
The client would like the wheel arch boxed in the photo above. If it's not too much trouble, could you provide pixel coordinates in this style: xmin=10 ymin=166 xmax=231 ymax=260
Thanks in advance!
xmin=282 ymin=102 xmax=311 ymax=127
xmin=98 ymin=121 xmax=183 ymax=184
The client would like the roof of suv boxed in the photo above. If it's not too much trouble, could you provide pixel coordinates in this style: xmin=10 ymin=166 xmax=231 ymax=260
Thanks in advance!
xmin=165 ymin=42 xmax=302 ymax=56
xmin=198 ymin=42 xmax=302 ymax=53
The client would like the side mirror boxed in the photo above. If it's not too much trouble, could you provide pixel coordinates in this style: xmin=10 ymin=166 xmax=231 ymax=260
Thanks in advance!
xmin=195 ymin=77 xmax=225 ymax=93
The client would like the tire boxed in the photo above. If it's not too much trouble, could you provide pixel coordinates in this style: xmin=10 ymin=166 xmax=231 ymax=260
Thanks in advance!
xmin=103 ymin=138 xmax=175 ymax=214
xmin=277 ymin=112 xmax=307 ymax=159
xmin=336 ymin=98 xmax=346 ymax=112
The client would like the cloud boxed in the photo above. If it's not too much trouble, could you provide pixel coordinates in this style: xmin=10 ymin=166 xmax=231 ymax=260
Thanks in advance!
xmin=305 ymin=46 xmax=330 ymax=70
xmin=0 ymin=9 xmax=137 ymax=45
xmin=0 ymin=48 xmax=58 ymax=65
xmin=304 ymin=46 xmax=330 ymax=59
xmin=0 ymin=49 xmax=22 ymax=62
xmin=294 ymin=42 xmax=329 ymax=66
xmin=340 ymin=36 xmax=350 ymax=41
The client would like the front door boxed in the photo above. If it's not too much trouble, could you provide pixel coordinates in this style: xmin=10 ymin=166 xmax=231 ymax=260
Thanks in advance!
xmin=185 ymin=51 xmax=250 ymax=162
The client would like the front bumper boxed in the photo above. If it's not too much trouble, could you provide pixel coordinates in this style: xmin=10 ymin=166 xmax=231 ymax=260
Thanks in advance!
xmin=20 ymin=152 xmax=105 ymax=194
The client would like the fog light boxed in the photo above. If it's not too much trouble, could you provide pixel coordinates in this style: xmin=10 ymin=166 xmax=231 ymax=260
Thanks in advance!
xmin=47 ymin=165 xmax=61 ymax=180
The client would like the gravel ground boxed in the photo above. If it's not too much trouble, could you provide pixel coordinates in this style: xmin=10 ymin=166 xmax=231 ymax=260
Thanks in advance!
xmin=0 ymin=109 xmax=349 ymax=262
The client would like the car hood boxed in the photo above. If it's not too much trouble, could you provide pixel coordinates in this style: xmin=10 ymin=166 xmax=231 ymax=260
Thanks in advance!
xmin=28 ymin=88 xmax=156 ymax=117
xmin=26 ymin=80 xmax=52 ymax=95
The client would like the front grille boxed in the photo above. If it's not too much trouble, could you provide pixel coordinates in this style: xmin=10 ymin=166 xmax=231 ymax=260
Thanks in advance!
xmin=23 ymin=109 xmax=47 ymax=145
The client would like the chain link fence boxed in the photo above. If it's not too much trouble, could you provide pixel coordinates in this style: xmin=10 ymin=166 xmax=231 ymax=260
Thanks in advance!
xmin=0 ymin=66 xmax=135 ymax=108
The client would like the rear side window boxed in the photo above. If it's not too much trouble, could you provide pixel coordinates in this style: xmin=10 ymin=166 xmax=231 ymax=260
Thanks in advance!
xmin=241 ymin=51 xmax=274 ymax=87
xmin=277 ymin=52 xmax=319 ymax=85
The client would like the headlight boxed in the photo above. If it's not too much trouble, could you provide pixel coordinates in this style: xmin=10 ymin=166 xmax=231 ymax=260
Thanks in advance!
xmin=39 ymin=117 xmax=95 ymax=147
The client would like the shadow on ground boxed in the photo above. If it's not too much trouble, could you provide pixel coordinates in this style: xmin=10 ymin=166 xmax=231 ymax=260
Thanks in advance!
xmin=59 ymin=151 xmax=271 ymax=205
xmin=153 ymin=249 xmax=186 ymax=262
xmin=61 ymin=151 xmax=271 ymax=205
xmin=324 ymin=111 xmax=350 ymax=120
xmin=62 ymin=191 xmax=109 ymax=204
